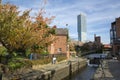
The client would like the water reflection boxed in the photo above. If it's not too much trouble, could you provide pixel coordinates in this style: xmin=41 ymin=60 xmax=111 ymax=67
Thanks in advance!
xmin=72 ymin=66 xmax=97 ymax=80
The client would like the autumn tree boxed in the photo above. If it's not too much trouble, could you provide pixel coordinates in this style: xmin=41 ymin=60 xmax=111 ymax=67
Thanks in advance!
xmin=0 ymin=3 xmax=55 ymax=56
xmin=0 ymin=4 xmax=32 ymax=54
xmin=68 ymin=39 xmax=75 ymax=51
xmin=31 ymin=11 xmax=55 ymax=53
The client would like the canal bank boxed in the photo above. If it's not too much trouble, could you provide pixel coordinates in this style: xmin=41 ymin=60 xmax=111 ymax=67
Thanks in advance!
xmin=93 ymin=59 xmax=120 ymax=80
xmin=3 ymin=57 xmax=87 ymax=80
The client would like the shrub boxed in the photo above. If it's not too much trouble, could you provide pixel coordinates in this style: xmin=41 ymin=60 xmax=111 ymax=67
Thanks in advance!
xmin=31 ymin=58 xmax=52 ymax=65
xmin=8 ymin=57 xmax=32 ymax=71
xmin=41 ymin=50 xmax=49 ymax=55
xmin=0 ymin=46 xmax=7 ymax=56
xmin=57 ymin=56 xmax=66 ymax=62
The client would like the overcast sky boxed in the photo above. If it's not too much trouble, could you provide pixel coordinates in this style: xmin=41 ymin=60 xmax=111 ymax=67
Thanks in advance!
xmin=3 ymin=0 xmax=120 ymax=44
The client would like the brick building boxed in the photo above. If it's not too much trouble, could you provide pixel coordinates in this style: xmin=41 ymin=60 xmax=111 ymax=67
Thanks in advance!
xmin=94 ymin=34 xmax=102 ymax=49
xmin=94 ymin=34 xmax=101 ymax=44
xmin=48 ymin=28 xmax=68 ymax=54
xmin=110 ymin=17 xmax=120 ymax=57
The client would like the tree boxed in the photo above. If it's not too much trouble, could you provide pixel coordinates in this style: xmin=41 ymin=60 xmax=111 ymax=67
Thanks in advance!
xmin=30 ymin=10 xmax=55 ymax=53
xmin=80 ymin=43 xmax=90 ymax=52
xmin=0 ymin=3 xmax=55 ymax=56
xmin=0 ymin=4 xmax=33 ymax=54
xmin=68 ymin=39 xmax=75 ymax=51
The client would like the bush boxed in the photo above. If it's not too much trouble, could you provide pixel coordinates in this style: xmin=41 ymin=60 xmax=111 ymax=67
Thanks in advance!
xmin=31 ymin=55 xmax=67 ymax=65
xmin=8 ymin=57 xmax=32 ymax=71
xmin=25 ymin=49 xmax=31 ymax=58
xmin=7 ymin=54 xmax=67 ymax=71
xmin=31 ymin=58 xmax=52 ymax=65
xmin=0 ymin=46 xmax=7 ymax=56
xmin=41 ymin=50 xmax=49 ymax=55
xmin=8 ymin=61 xmax=23 ymax=70
xmin=57 ymin=56 xmax=66 ymax=62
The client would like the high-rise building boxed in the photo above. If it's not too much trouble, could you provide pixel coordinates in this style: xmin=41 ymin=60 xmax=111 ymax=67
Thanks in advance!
xmin=77 ymin=14 xmax=87 ymax=42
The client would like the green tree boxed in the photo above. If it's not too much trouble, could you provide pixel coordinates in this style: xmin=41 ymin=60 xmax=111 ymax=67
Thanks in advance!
xmin=80 ymin=43 xmax=90 ymax=52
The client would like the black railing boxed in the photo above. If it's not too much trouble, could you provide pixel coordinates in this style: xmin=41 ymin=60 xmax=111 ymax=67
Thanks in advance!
xmin=30 ymin=53 xmax=66 ymax=60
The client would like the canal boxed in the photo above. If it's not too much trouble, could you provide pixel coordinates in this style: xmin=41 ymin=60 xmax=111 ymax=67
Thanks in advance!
xmin=71 ymin=66 xmax=97 ymax=80
xmin=71 ymin=53 xmax=107 ymax=80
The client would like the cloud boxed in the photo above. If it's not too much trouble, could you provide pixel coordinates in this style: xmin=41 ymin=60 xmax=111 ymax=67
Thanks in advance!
xmin=3 ymin=0 xmax=120 ymax=44
xmin=69 ymin=33 xmax=78 ymax=40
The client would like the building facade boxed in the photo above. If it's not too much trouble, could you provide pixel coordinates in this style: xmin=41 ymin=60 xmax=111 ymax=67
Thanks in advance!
xmin=48 ymin=28 xmax=68 ymax=54
xmin=94 ymin=34 xmax=101 ymax=44
xmin=77 ymin=14 xmax=87 ymax=42
xmin=93 ymin=34 xmax=103 ymax=52
xmin=110 ymin=17 xmax=120 ymax=57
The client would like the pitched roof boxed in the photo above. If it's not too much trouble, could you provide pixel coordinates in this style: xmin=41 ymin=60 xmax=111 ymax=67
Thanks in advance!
xmin=55 ymin=28 xmax=68 ymax=36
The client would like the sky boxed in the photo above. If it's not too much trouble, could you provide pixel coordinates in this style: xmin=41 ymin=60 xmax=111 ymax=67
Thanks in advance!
xmin=3 ymin=0 xmax=120 ymax=44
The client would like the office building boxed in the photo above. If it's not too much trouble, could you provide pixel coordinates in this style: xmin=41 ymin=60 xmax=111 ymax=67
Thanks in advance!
xmin=77 ymin=14 xmax=87 ymax=42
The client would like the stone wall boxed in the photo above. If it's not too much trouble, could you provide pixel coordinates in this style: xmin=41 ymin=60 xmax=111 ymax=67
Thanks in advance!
xmin=5 ymin=59 xmax=87 ymax=80
xmin=36 ymin=60 xmax=86 ymax=80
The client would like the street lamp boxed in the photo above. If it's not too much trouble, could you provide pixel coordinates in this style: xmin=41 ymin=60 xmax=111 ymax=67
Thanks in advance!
xmin=66 ymin=24 xmax=70 ymax=59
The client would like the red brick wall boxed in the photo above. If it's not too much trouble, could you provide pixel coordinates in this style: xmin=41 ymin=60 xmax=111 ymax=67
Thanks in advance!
xmin=48 ymin=35 xmax=67 ymax=54
xmin=54 ymin=36 xmax=67 ymax=54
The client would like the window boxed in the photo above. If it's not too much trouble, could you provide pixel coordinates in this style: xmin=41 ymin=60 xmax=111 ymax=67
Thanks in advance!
xmin=110 ymin=30 xmax=113 ymax=39
xmin=58 ymin=48 xmax=62 ymax=53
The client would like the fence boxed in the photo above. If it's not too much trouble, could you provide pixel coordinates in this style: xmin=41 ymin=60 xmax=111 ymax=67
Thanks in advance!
xmin=30 ymin=53 xmax=67 ymax=60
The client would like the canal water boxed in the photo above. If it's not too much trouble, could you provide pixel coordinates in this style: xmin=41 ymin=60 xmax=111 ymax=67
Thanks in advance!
xmin=71 ymin=66 xmax=97 ymax=80
xmin=71 ymin=53 xmax=108 ymax=80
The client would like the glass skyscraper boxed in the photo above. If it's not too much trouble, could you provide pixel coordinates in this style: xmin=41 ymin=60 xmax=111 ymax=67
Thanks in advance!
xmin=77 ymin=14 xmax=87 ymax=42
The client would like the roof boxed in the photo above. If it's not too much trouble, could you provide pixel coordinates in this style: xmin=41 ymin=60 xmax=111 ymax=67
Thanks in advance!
xmin=111 ymin=21 xmax=116 ymax=25
xmin=55 ymin=28 xmax=68 ymax=36
xmin=104 ymin=44 xmax=111 ymax=48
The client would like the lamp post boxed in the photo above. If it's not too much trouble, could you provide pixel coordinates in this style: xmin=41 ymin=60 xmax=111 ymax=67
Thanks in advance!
xmin=66 ymin=24 xmax=70 ymax=59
